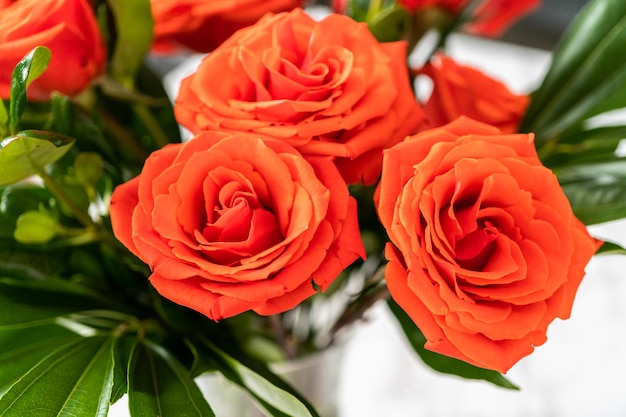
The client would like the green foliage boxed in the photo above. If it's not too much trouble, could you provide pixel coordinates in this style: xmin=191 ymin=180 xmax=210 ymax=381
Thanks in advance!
xmin=387 ymin=299 xmax=520 ymax=390
xmin=556 ymin=158 xmax=626 ymax=224
xmin=107 ymin=0 xmax=154 ymax=88
xmin=128 ymin=341 xmax=215 ymax=417
xmin=0 ymin=333 xmax=115 ymax=417
xmin=0 ymin=131 xmax=74 ymax=186
xmin=8 ymin=47 xmax=51 ymax=134
xmin=522 ymin=0 xmax=626 ymax=142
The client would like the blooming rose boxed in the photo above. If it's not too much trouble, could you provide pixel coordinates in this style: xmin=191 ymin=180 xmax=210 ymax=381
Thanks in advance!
xmin=175 ymin=9 xmax=426 ymax=185
xmin=376 ymin=117 xmax=600 ymax=372
xmin=398 ymin=0 xmax=540 ymax=36
xmin=110 ymin=131 xmax=365 ymax=321
xmin=151 ymin=0 xmax=304 ymax=53
xmin=418 ymin=55 xmax=529 ymax=133
xmin=0 ymin=0 xmax=105 ymax=100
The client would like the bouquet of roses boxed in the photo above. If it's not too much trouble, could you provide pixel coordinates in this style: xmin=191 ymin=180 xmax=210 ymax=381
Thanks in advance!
xmin=0 ymin=0 xmax=625 ymax=416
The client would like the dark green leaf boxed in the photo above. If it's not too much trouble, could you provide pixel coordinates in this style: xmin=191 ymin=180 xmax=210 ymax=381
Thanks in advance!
xmin=128 ymin=341 xmax=215 ymax=417
xmin=0 ymin=334 xmax=115 ymax=417
xmin=201 ymin=340 xmax=318 ymax=417
xmin=387 ymin=300 xmax=519 ymax=390
xmin=367 ymin=5 xmax=411 ymax=42
xmin=0 ymin=324 xmax=81 ymax=397
xmin=0 ymin=277 xmax=117 ymax=329
xmin=110 ymin=334 xmax=137 ymax=405
xmin=539 ymin=124 xmax=626 ymax=168
xmin=0 ymin=130 xmax=74 ymax=186
xmin=107 ymin=0 xmax=154 ymax=87
xmin=9 ymin=47 xmax=51 ymax=132
xmin=595 ymin=240 xmax=626 ymax=255
xmin=556 ymin=158 xmax=626 ymax=224
xmin=521 ymin=0 xmax=626 ymax=143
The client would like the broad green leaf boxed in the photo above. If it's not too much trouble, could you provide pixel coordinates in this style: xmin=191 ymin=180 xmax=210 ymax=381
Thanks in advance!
xmin=0 ymin=277 xmax=117 ymax=329
xmin=9 ymin=47 xmax=51 ymax=133
xmin=556 ymin=158 xmax=626 ymax=224
xmin=0 ymin=130 xmax=74 ymax=186
xmin=202 ymin=340 xmax=318 ymax=417
xmin=0 ymin=324 xmax=81 ymax=397
xmin=521 ymin=0 xmax=626 ymax=143
xmin=0 ymin=334 xmax=115 ymax=417
xmin=128 ymin=341 xmax=215 ymax=417
xmin=107 ymin=0 xmax=153 ymax=88
xmin=387 ymin=300 xmax=519 ymax=390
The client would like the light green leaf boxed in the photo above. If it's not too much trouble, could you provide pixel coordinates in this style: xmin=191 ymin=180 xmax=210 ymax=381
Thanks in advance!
xmin=9 ymin=47 xmax=51 ymax=132
xmin=107 ymin=0 xmax=153 ymax=88
xmin=0 ymin=130 xmax=74 ymax=186
xmin=202 ymin=341 xmax=318 ymax=417
xmin=521 ymin=0 xmax=626 ymax=143
xmin=0 ymin=334 xmax=115 ymax=417
xmin=0 ymin=277 xmax=116 ymax=329
xmin=0 ymin=324 xmax=81 ymax=397
xmin=128 ymin=341 xmax=215 ymax=417
xmin=13 ymin=210 xmax=58 ymax=244
xmin=387 ymin=300 xmax=519 ymax=390
xmin=0 ymin=101 xmax=7 ymax=135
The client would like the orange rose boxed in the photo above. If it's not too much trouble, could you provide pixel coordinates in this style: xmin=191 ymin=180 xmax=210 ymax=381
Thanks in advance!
xmin=175 ymin=9 xmax=426 ymax=185
xmin=0 ymin=0 xmax=105 ymax=100
xmin=399 ymin=0 xmax=540 ymax=36
xmin=418 ymin=55 xmax=529 ymax=133
xmin=110 ymin=131 xmax=365 ymax=321
xmin=151 ymin=0 xmax=304 ymax=53
xmin=376 ymin=117 xmax=600 ymax=372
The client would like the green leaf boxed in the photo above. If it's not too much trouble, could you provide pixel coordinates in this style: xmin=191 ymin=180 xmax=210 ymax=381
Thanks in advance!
xmin=0 ymin=185 xmax=56 ymax=239
xmin=539 ymin=124 xmax=626 ymax=168
xmin=596 ymin=240 xmax=626 ymax=255
xmin=107 ymin=0 xmax=153 ymax=88
xmin=0 ymin=334 xmax=115 ymax=417
xmin=556 ymin=158 xmax=626 ymax=224
xmin=367 ymin=5 xmax=412 ymax=42
xmin=9 ymin=47 xmax=51 ymax=133
xmin=13 ymin=210 xmax=58 ymax=244
xmin=128 ymin=341 xmax=215 ymax=417
xmin=387 ymin=300 xmax=519 ymax=390
xmin=0 ymin=277 xmax=116 ymax=329
xmin=110 ymin=335 xmax=137 ymax=405
xmin=521 ymin=0 xmax=626 ymax=143
xmin=0 ymin=101 xmax=8 ymax=135
xmin=201 ymin=340 xmax=319 ymax=417
xmin=0 ymin=130 xmax=74 ymax=186
xmin=0 ymin=324 xmax=81 ymax=397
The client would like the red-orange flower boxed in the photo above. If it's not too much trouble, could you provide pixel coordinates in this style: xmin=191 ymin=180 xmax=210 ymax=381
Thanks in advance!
xmin=110 ymin=131 xmax=365 ymax=321
xmin=150 ymin=0 xmax=304 ymax=53
xmin=376 ymin=117 xmax=600 ymax=373
xmin=419 ymin=55 xmax=529 ymax=133
xmin=399 ymin=0 xmax=540 ymax=36
xmin=0 ymin=0 xmax=105 ymax=100
xmin=175 ymin=8 xmax=426 ymax=185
